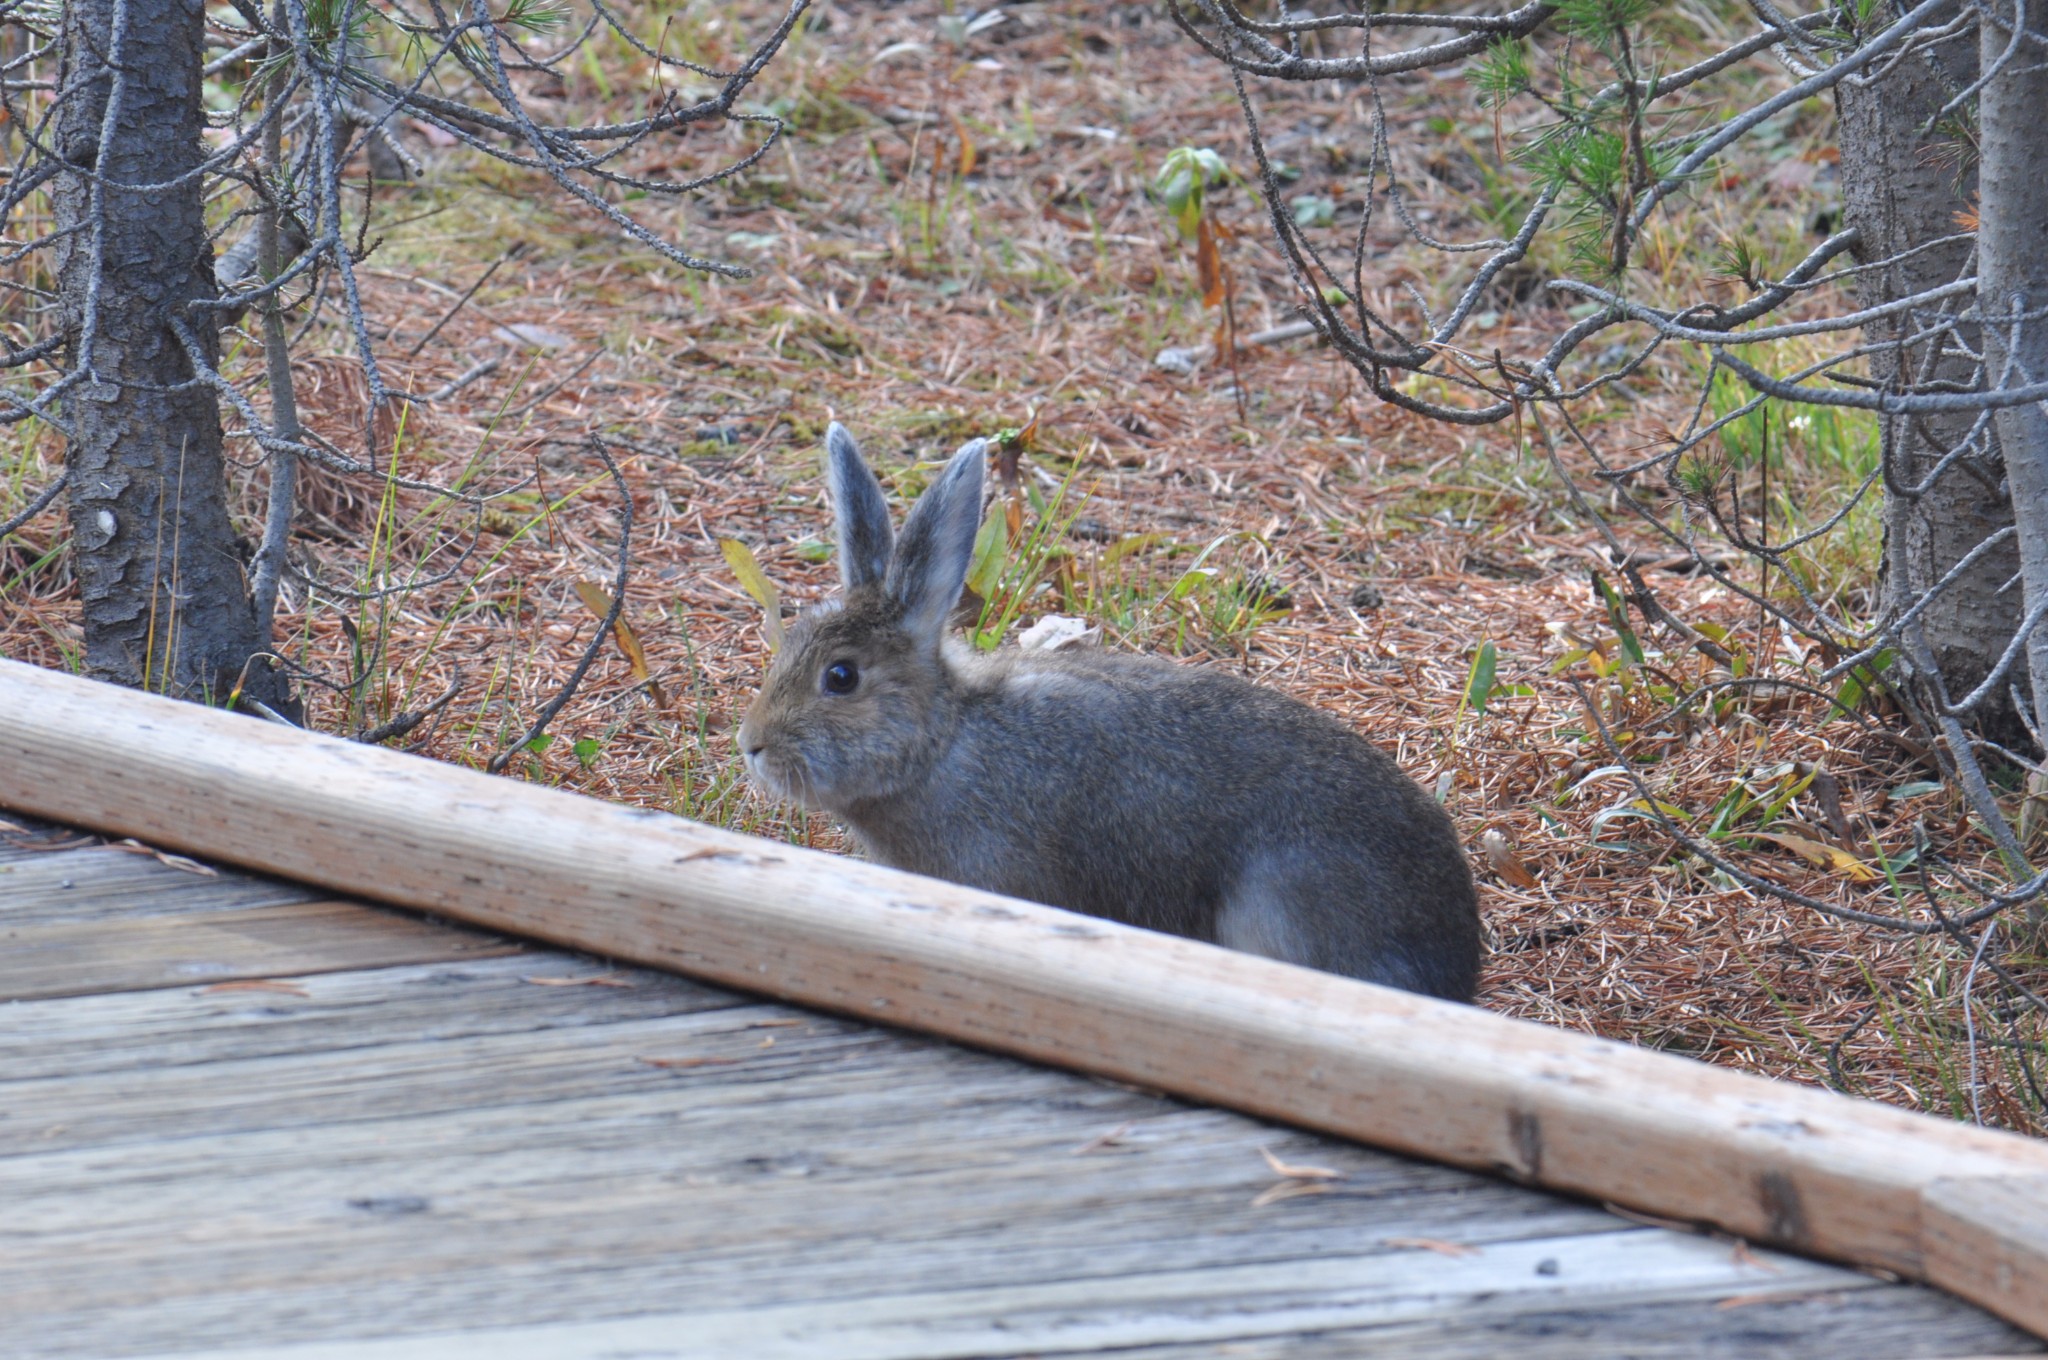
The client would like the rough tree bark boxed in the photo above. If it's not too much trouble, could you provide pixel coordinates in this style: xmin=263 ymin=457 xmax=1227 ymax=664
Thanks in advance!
xmin=53 ymin=0 xmax=292 ymax=710
xmin=1979 ymin=0 xmax=2048 ymax=739
xmin=1835 ymin=5 xmax=2025 ymax=745
xmin=1977 ymin=0 xmax=2048 ymax=925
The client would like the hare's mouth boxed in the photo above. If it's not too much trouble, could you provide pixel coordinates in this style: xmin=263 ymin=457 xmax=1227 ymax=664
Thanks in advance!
xmin=744 ymin=748 xmax=816 ymax=808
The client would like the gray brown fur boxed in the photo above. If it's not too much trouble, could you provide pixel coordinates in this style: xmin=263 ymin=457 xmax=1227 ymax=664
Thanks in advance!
xmin=740 ymin=425 xmax=1481 ymax=1001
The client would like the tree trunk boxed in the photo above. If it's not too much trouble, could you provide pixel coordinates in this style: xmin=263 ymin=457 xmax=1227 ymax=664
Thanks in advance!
xmin=1977 ymin=0 xmax=2048 ymax=922
xmin=53 ymin=0 xmax=292 ymax=711
xmin=1836 ymin=5 xmax=2025 ymax=744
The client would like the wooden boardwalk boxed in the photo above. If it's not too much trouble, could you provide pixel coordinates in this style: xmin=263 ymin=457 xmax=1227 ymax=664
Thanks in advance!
xmin=0 ymin=814 xmax=2039 ymax=1359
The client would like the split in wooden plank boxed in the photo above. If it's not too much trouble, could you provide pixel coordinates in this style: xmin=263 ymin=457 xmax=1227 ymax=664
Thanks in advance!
xmin=2 ymin=658 xmax=2045 ymax=1340
xmin=0 ymin=899 xmax=517 ymax=1003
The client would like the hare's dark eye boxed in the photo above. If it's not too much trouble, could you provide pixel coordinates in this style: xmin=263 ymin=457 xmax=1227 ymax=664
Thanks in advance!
xmin=822 ymin=660 xmax=860 ymax=695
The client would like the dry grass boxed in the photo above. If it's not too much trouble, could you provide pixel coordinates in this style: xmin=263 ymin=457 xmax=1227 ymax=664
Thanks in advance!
xmin=2 ymin=1 xmax=2041 ymax=1132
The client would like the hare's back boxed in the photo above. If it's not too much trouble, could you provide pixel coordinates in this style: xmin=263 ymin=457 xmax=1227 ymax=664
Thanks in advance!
xmin=987 ymin=650 xmax=1455 ymax=847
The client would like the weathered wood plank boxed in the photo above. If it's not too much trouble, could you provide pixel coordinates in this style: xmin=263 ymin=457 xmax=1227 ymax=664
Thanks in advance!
xmin=0 ymin=998 xmax=907 ymax=1152
xmin=86 ymin=1230 xmax=1993 ymax=1360
xmin=0 ymin=956 xmax=746 ymax=1081
xmin=0 ymin=900 xmax=517 ymax=1002
xmin=921 ymin=1302 xmax=2042 ymax=1360
xmin=0 ymin=945 xmax=2032 ymax=1360
xmin=0 ymin=1032 xmax=1719 ymax=1355
xmin=0 ymin=1057 xmax=1593 ymax=1251
xmin=1923 ymin=1176 xmax=2048 ymax=1337
xmin=0 ymin=844 xmax=316 ymax=925
xmin=0 ymin=1136 xmax=1636 ymax=1344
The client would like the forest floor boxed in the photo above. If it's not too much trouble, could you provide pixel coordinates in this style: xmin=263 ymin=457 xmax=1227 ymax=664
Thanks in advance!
xmin=3 ymin=1 xmax=2042 ymax=1132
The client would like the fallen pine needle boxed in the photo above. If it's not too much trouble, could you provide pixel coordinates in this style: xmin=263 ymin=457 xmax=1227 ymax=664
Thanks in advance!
xmin=1071 ymin=1122 xmax=1134 ymax=1155
xmin=114 ymin=839 xmax=218 ymax=876
xmin=1259 ymin=1146 xmax=1343 ymax=1180
xmin=1383 ymin=1236 xmax=1481 ymax=1258
xmin=198 ymin=979 xmax=309 ymax=996
xmin=524 ymin=973 xmax=636 ymax=988
xmin=1727 ymin=1239 xmax=1780 ymax=1272
xmin=1251 ymin=1180 xmax=1333 ymax=1208
xmin=638 ymin=1055 xmax=741 ymax=1070
xmin=1715 ymin=1290 xmax=1842 ymax=1310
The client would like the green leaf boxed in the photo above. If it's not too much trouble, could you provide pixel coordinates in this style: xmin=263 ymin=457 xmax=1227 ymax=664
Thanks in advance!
xmin=1291 ymin=194 xmax=1336 ymax=227
xmin=1589 ymin=570 xmax=1644 ymax=667
xmin=719 ymin=538 xmax=786 ymax=651
xmin=1101 ymin=531 xmax=1170 ymax=567
xmin=573 ymin=737 xmax=602 ymax=769
xmin=1167 ymin=566 xmax=1218 ymax=602
xmin=525 ymin=733 xmax=556 ymax=754
xmin=965 ymin=510 xmax=1008 ymax=602
xmin=1465 ymin=640 xmax=1500 ymax=715
xmin=1831 ymin=647 xmax=1896 ymax=716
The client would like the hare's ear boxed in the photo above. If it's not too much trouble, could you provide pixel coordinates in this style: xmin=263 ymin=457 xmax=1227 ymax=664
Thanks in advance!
xmin=887 ymin=438 xmax=987 ymax=641
xmin=825 ymin=423 xmax=893 ymax=592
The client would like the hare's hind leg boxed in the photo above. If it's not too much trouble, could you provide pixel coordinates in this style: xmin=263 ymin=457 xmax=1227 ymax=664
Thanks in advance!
xmin=1218 ymin=853 xmax=1436 ymax=995
xmin=1214 ymin=875 xmax=1312 ymax=967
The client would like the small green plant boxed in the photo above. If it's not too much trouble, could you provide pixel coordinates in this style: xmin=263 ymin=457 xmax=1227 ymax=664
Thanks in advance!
xmin=1693 ymin=363 xmax=1883 ymax=615
xmin=1173 ymin=561 xmax=1291 ymax=651
xmin=966 ymin=460 xmax=1086 ymax=650
xmin=1461 ymin=640 xmax=1502 ymax=717
xmin=1290 ymin=194 xmax=1336 ymax=228
xmin=1155 ymin=146 xmax=1233 ymax=239
xmin=1065 ymin=529 xmax=1291 ymax=656
xmin=1153 ymin=145 xmax=1251 ymax=409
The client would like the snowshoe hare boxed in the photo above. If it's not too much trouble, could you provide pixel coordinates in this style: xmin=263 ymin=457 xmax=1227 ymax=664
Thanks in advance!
xmin=739 ymin=425 xmax=1482 ymax=1001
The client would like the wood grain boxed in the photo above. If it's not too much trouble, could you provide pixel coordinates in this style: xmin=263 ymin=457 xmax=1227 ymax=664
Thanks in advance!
xmin=0 ymin=844 xmax=316 ymax=925
xmin=0 ymin=899 xmax=517 ymax=1002
xmin=2 ymin=658 xmax=2045 ymax=1339
xmin=100 ymin=1231 xmax=1884 ymax=1360
xmin=1923 ymin=1176 xmax=2048 ymax=1337
xmin=0 ymin=955 xmax=745 ymax=1081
